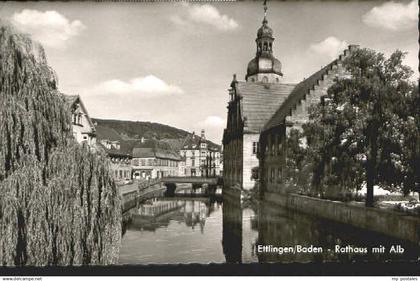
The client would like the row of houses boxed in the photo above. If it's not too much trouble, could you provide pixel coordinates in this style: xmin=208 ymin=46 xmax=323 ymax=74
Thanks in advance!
xmin=64 ymin=95 xmax=222 ymax=184
xmin=222 ymin=3 xmax=358 ymax=195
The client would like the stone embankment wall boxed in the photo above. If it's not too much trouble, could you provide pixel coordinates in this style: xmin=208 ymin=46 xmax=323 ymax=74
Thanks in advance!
xmin=264 ymin=192 xmax=420 ymax=245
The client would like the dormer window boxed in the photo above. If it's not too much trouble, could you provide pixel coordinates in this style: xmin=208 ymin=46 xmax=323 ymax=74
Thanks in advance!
xmin=78 ymin=113 xmax=82 ymax=125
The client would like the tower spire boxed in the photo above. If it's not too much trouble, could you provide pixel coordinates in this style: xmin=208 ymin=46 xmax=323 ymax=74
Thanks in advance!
xmin=263 ymin=0 xmax=268 ymax=24
xmin=245 ymin=0 xmax=283 ymax=83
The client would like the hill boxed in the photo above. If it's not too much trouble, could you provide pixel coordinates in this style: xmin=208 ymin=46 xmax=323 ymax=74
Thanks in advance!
xmin=92 ymin=118 xmax=190 ymax=140
xmin=92 ymin=118 xmax=221 ymax=150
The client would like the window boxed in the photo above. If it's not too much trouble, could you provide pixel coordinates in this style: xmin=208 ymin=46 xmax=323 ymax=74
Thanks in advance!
xmin=262 ymin=76 xmax=268 ymax=83
xmin=132 ymin=159 xmax=139 ymax=166
xmin=277 ymin=139 xmax=282 ymax=155
xmin=252 ymin=142 xmax=258 ymax=154
xmin=192 ymin=159 xmax=195 ymax=167
xmin=277 ymin=168 xmax=282 ymax=182
xmin=140 ymin=159 xmax=146 ymax=166
xmin=271 ymin=135 xmax=276 ymax=155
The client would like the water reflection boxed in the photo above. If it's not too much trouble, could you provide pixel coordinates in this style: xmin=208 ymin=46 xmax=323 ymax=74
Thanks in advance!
xmin=119 ymin=194 xmax=419 ymax=264
xmin=119 ymin=198 xmax=225 ymax=264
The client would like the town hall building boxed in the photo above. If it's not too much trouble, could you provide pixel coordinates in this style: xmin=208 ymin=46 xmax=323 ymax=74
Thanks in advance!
xmin=222 ymin=3 xmax=358 ymax=191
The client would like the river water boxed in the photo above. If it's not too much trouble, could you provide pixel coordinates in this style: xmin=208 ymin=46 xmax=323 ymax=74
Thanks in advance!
xmin=119 ymin=193 xmax=420 ymax=264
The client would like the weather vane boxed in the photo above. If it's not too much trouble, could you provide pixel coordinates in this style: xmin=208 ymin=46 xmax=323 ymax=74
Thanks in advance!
xmin=264 ymin=0 xmax=268 ymax=18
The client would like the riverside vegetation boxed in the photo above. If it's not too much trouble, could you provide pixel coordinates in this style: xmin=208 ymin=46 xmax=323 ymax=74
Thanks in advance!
xmin=0 ymin=24 xmax=121 ymax=266
xmin=283 ymin=48 xmax=419 ymax=208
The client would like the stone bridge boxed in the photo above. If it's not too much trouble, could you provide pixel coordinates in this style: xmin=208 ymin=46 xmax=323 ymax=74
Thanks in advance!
xmin=120 ymin=176 xmax=222 ymax=212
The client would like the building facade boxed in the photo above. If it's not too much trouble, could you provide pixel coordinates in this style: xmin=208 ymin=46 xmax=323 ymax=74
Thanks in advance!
xmin=132 ymin=147 xmax=181 ymax=179
xmin=259 ymin=45 xmax=358 ymax=196
xmin=108 ymin=150 xmax=132 ymax=183
xmin=180 ymin=130 xmax=222 ymax=177
xmin=65 ymin=95 xmax=96 ymax=146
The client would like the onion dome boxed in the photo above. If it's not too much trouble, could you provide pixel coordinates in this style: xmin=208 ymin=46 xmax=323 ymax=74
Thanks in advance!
xmin=245 ymin=5 xmax=283 ymax=82
xmin=246 ymin=55 xmax=282 ymax=78
xmin=257 ymin=18 xmax=273 ymax=39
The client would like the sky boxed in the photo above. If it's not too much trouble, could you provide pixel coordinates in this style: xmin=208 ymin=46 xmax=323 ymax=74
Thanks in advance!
xmin=0 ymin=1 xmax=418 ymax=143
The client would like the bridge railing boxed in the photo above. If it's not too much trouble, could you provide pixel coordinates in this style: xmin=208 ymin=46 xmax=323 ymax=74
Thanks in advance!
xmin=137 ymin=178 xmax=162 ymax=191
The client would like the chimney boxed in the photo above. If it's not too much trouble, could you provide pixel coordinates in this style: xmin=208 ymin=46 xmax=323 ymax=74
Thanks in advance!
xmin=201 ymin=129 xmax=205 ymax=139
xmin=192 ymin=131 xmax=195 ymax=139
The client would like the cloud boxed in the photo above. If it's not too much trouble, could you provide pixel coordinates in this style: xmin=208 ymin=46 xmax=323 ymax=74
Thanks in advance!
xmin=91 ymin=75 xmax=184 ymax=98
xmin=199 ymin=116 xmax=226 ymax=128
xmin=171 ymin=3 xmax=238 ymax=31
xmin=11 ymin=9 xmax=85 ymax=48
xmin=362 ymin=0 xmax=417 ymax=31
xmin=309 ymin=36 xmax=348 ymax=60
xmin=195 ymin=116 xmax=226 ymax=143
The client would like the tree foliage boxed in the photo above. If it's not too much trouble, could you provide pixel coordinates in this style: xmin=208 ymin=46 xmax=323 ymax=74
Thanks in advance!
xmin=302 ymin=48 xmax=419 ymax=206
xmin=0 ymin=24 xmax=121 ymax=265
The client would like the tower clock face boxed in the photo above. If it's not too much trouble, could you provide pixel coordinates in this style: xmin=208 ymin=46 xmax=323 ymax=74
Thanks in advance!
xmin=258 ymin=58 xmax=272 ymax=70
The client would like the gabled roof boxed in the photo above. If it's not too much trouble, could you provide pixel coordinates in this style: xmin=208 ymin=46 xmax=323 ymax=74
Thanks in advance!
xmin=96 ymin=125 xmax=122 ymax=141
xmin=63 ymin=94 xmax=96 ymax=131
xmin=64 ymin=95 xmax=78 ymax=106
xmin=263 ymin=45 xmax=359 ymax=131
xmin=235 ymin=82 xmax=296 ymax=133
xmin=181 ymin=134 xmax=201 ymax=150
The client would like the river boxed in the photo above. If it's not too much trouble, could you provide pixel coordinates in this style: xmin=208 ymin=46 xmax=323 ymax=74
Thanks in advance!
xmin=119 ymin=192 xmax=420 ymax=264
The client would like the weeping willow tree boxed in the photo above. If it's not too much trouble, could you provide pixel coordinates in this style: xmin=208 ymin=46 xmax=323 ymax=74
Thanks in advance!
xmin=0 ymin=23 xmax=121 ymax=266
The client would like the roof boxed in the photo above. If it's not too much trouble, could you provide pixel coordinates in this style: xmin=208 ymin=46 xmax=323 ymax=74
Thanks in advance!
xmin=96 ymin=125 xmax=122 ymax=141
xmin=64 ymin=95 xmax=78 ymax=106
xmin=263 ymin=45 xmax=359 ymax=131
xmin=107 ymin=149 xmax=132 ymax=159
xmin=96 ymin=143 xmax=131 ymax=159
xmin=132 ymin=142 xmax=181 ymax=161
xmin=132 ymin=148 xmax=154 ymax=158
xmin=160 ymin=138 xmax=185 ymax=151
xmin=63 ymin=94 xmax=96 ymax=131
xmin=235 ymin=82 xmax=296 ymax=133
xmin=181 ymin=134 xmax=201 ymax=150
xmin=155 ymin=148 xmax=181 ymax=161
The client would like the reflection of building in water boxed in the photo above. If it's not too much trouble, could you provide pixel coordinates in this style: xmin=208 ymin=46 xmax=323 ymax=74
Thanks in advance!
xmin=222 ymin=195 xmax=259 ymax=263
xmin=138 ymin=199 xmax=185 ymax=217
xmin=183 ymin=200 xmax=209 ymax=233
xmin=222 ymin=195 xmax=243 ymax=263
